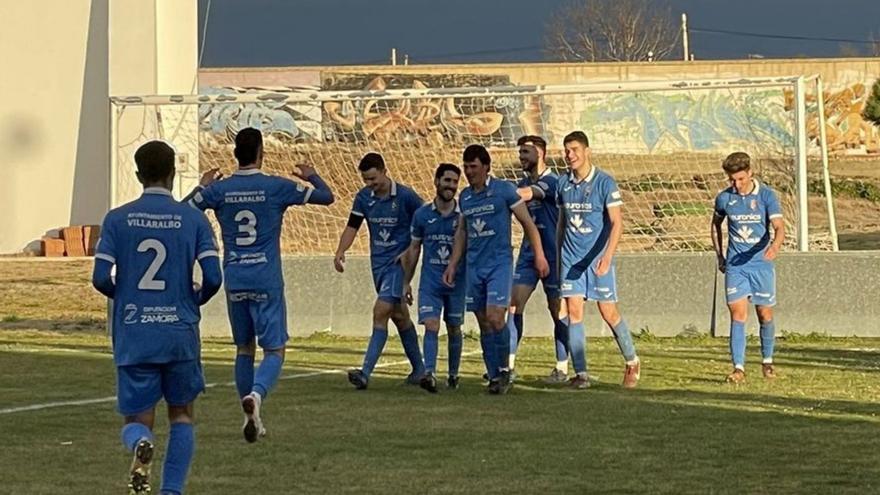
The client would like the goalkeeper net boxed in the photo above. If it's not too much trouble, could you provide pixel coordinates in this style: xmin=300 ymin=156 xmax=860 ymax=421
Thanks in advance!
xmin=110 ymin=76 xmax=835 ymax=255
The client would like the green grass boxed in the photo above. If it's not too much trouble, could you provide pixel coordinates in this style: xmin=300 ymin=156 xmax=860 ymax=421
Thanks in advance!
xmin=1 ymin=329 xmax=878 ymax=494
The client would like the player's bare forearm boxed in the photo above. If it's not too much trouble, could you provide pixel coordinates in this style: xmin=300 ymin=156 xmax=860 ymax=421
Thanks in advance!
xmin=335 ymin=226 xmax=358 ymax=256
xmin=402 ymin=241 xmax=421 ymax=284
xmin=771 ymin=217 xmax=785 ymax=249
xmin=447 ymin=219 xmax=466 ymax=271
xmin=602 ymin=207 xmax=623 ymax=259
xmin=711 ymin=216 xmax=725 ymax=258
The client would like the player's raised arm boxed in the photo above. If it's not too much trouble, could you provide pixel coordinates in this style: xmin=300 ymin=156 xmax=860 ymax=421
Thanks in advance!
xmin=512 ymin=202 xmax=549 ymax=278
xmin=516 ymin=182 xmax=546 ymax=203
xmin=442 ymin=213 xmax=466 ymax=287
xmin=291 ymin=164 xmax=335 ymax=206
xmin=181 ymin=168 xmax=223 ymax=205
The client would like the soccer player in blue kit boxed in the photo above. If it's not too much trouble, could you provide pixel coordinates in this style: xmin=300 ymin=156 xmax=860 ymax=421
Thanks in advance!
xmin=507 ymin=135 xmax=570 ymax=383
xmin=711 ymin=151 xmax=785 ymax=383
xmin=92 ymin=141 xmax=222 ymax=495
xmin=556 ymin=131 xmax=640 ymax=390
xmin=335 ymin=152 xmax=426 ymax=390
xmin=443 ymin=144 xmax=549 ymax=394
xmin=401 ymin=163 xmax=466 ymax=393
xmin=189 ymin=128 xmax=335 ymax=442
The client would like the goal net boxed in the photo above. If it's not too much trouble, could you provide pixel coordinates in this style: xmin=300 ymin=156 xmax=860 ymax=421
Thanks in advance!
xmin=110 ymin=76 xmax=835 ymax=255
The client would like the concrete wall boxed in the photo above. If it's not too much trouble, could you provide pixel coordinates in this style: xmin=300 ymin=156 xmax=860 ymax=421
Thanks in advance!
xmin=1 ymin=1 xmax=109 ymax=254
xmin=199 ymin=252 xmax=880 ymax=338
xmin=0 ymin=0 xmax=197 ymax=254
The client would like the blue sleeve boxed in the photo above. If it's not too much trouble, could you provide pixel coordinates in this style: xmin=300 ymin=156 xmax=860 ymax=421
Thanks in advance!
xmin=195 ymin=215 xmax=222 ymax=305
xmin=713 ymin=193 xmax=727 ymax=219
xmin=278 ymin=178 xmax=311 ymax=207
xmin=765 ymin=189 xmax=783 ymax=220
xmin=188 ymin=183 xmax=221 ymax=211
xmin=603 ymin=176 xmax=623 ymax=208
xmin=92 ymin=215 xmax=117 ymax=298
xmin=536 ymin=175 xmax=555 ymax=202
xmin=503 ymin=182 xmax=523 ymax=210
xmin=305 ymin=174 xmax=335 ymax=206
xmin=351 ymin=190 xmax=366 ymax=218
xmin=410 ymin=209 xmax=425 ymax=240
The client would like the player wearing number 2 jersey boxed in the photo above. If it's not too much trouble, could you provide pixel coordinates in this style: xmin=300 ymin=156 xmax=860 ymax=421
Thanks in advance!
xmin=189 ymin=128 xmax=334 ymax=442
xmin=93 ymin=140 xmax=222 ymax=495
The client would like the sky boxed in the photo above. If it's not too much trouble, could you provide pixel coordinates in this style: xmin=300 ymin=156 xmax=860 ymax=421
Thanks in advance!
xmin=196 ymin=0 xmax=880 ymax=67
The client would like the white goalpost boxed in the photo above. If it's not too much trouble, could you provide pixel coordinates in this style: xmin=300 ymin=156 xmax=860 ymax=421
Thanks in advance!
xmin=109 ymin=75 xmax=838 ymax=255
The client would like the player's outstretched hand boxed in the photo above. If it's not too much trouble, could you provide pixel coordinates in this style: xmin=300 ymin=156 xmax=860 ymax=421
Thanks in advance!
xmin=404 ymin=283 xmax=414 ymax=306
xmin=535 ymin=255 xmax=550 ymax=278
xmin=764 ymin=244 xmax=780 ymax=262
xmin=442 ymin=265 xmax=456 ymax=288
xmin=716 ymin=254 xmax=727 ymax=273
xmin=595 ymin=254 xmax=612 ymax=277
xmin=200 ymin=168 xmax=223 ymax=187
xmin=334 ymin=252 xmax=346 ymax=273
xmin=292 ymin=163 xmax=316 ymax=180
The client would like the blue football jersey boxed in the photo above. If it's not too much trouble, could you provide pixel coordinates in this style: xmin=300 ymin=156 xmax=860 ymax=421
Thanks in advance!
xmin=190 ymin=170 xmax=314 ymax=290
xmin=516 ymin=169 xmax=559 ymax=263
xmin=410 ymin=201 xmax=463 ymax=288
xmin=351 ymin=181 xmax=423 ymax=274
xmin=459 ymin=176 xmax=523 ymax=268
xmin=713 ymin=180 xmax=783 ymax=267
xmin=95 ymin=188 xmax=219 ymax=366
xmin=556 ymin=167 xmax=623 ymax=267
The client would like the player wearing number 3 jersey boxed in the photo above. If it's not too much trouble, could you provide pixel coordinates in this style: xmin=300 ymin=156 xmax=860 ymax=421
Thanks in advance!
xmin=93 ymin=140 xmax=223 ymax=494
xmin=188 ymin=128 xmax=334 ymax=443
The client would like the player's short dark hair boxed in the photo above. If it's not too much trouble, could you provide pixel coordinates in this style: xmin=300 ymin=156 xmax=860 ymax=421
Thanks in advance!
xmin=517 ymin=135 xmax=547 ymax=153
xmin=462 ymin=144 xmax=491 ymax=167
xmin=722 ymin=152 xmax=751 ymax=174
xmin=234 ymin=127 xmax=263 ymax=166
xmin=435 ymin=163 xmax=461 ymax=180
xmin=358 ymin=152 xmax=386 ymax=172
xmin=563 ymin=131 xmax=590 ymax=148
xmin=134 ymin=140 xmax=175 ymax=182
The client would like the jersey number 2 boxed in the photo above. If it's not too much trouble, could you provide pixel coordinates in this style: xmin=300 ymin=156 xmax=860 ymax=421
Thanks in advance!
xmin=137 ymin=239 xmax=166 ymax=291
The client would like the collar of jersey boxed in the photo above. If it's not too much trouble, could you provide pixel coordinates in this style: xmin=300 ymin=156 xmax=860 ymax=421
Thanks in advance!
xmin=522 ymin=168 xmax=551 ymax=183
xmin=567 ymin=165 xmax=596 ymax=184
xmin=735 ymin=179 xmax=761 ymax=196
xmin=370 ymin=180 xmax=398 ymax=198
xmin=470 ymin=175 xmax=494 ymax=194
xmin=431 ymin=199 xmax=460 ymax=215
xmin=143 ymin=187 xmax=173 ymax=197
xmin=234 ymin=168 xmax=262 ymax=176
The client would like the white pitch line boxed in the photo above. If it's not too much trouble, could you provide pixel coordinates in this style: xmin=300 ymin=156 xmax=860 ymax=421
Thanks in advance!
xmin=0 ymin=351 xmax=482 ymax=416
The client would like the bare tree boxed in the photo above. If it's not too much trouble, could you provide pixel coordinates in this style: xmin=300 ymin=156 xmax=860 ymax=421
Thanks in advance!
xmin=545 ymin=0 xmax=681 ymax=62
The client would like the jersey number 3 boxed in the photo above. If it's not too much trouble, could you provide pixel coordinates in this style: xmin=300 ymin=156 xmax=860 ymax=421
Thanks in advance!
xmin=235 ymin=210 xmax=257 ymax=246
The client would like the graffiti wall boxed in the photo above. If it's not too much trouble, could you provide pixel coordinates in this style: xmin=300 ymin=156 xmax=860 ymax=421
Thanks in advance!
xmin=200 ymin=58 xmax=880 ymax=155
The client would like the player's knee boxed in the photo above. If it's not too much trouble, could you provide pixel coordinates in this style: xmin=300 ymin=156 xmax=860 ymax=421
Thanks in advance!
xmin=265 ymin=347 xmax=286 ymax=360
xmin=167 ymin=403 xmax=194 ymax=424
xmin=237 ymin=340 xmax=256 ymax=356
xmin=447 ymin=325 xmax=462 ymax=337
